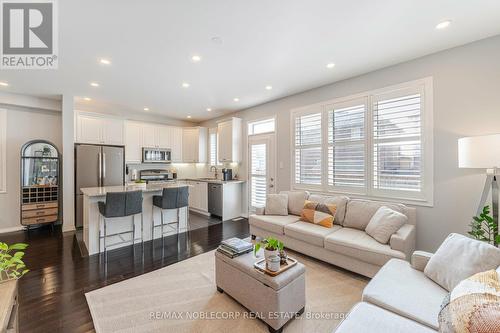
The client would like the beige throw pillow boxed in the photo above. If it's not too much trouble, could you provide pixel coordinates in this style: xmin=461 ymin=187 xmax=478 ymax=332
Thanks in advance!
xmin=424 ymin=233 xmax=500 ymax=291
xmin=265 ymin=194 xmax=288 ymax=216
xmin=365 ymin=206 xmax=407 ymax=244
xmin=280 ymin=191 xmax=309 ymax=215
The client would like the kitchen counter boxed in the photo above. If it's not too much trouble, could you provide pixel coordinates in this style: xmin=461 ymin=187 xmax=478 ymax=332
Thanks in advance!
xmin=80 ymin=183 xmax=189 ymax=197
xmin=181 ymin=178 xmax=246 ymax=184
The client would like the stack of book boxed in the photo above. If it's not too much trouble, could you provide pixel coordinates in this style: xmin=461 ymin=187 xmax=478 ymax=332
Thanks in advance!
xmin=217 ymin=238 xmax=253 ymax=258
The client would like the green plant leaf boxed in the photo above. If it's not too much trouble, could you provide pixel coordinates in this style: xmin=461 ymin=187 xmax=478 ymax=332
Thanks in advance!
xmin=0 ymin=243 xmax=8 ymax=251
xmin=8 ymin=243 xmax=28 ymax=251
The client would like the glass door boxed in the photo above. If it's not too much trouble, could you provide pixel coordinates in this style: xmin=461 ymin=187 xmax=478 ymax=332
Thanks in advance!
xmin=248 ymin=134 xmax=276 ymax=212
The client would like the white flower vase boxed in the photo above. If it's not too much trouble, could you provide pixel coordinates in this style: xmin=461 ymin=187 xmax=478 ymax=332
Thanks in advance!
xmin=264 ymin=248 xmax=279 ymax=262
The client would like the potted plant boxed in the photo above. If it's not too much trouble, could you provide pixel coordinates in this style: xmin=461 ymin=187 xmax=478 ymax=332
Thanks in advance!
xmin=0 ymin=242 xmax=29 ymax=283
xmin=254 ymin=237 xmax=284 ymax=262
xmin=469 ymin=205 xmax=500 ymax=246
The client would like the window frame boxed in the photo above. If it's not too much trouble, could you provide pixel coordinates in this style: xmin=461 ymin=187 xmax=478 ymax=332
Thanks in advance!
xmin=290 ymin=77 xmax=434 ymax=207
xmin=208 ymin=127 xmax=221 ymax=167
xmin=247 ymin=117 xmax=276 ymax=136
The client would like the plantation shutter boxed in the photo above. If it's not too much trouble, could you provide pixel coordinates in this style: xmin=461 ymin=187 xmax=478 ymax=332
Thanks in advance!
xmin=209 ymin=128 xmax=218 ymax=166
xmin=250 ymin=143 xmax=267 ymax=207
xmin=373 ymin=88 xmax=423 ymax=193
xmin=294 ymin=112 xmax=322 ymax=185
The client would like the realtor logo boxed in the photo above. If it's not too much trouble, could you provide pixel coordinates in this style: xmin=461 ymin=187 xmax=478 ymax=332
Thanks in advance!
xmin=1 ymin=0 xmax=58 ymax=69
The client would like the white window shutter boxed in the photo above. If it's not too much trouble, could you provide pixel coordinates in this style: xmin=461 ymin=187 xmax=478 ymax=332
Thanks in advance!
xmin=294 ymin=112 xmax=322 ymax=185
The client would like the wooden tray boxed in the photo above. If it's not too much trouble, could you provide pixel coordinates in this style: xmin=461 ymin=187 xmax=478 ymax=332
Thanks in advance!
xmin=254 ymin=257 xmax=298 ymax=276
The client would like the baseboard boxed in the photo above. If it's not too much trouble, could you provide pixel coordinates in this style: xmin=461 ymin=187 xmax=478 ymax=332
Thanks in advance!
xmin=0 ymin=226 xmax=25 ymax=234
xmin=189 ymin=208 xmax=211 ymax=217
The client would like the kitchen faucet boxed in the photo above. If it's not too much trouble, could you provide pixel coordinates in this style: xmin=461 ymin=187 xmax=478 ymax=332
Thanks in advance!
xmin=210 ymin=166 xmax=219 ymax=179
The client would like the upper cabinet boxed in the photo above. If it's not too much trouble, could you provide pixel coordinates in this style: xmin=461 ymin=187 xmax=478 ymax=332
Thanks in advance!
xmin=76 ymin=112 xmax=124 ymax=145
xmin=124 ymin=121 xmax=184 ymax=163
xmin=182 ymin=127 xmax=207 ymax=163
xmin=217 ymin=117 xmax=242 ymax=163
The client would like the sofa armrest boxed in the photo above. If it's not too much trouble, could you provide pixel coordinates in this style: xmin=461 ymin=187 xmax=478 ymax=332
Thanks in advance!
xmin=411 ymin=251 xmax=433 ymax=272
xmin=389 ymin=224 xmax=416 ymax=260
xmin=255 ymin=206 xmax=265 ymax=215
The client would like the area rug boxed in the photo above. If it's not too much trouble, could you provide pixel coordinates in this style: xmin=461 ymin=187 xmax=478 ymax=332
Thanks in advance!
xmin=86 ymin=250 xmax=368 ymax=333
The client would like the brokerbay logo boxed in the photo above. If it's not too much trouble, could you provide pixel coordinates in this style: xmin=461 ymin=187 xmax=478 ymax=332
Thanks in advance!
xmin=1 ymin=0 xmax=57 ymax=69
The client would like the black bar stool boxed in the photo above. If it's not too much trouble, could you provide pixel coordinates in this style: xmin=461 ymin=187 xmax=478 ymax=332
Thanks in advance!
xmin=98 ymin=191 xmax=144 ymax=261
xmin=151 ymin=186 xmax=189 ymax=240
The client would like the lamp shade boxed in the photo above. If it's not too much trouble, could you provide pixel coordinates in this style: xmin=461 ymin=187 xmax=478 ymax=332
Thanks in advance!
xmin=458 ymin=134 xmax=500 ymax=168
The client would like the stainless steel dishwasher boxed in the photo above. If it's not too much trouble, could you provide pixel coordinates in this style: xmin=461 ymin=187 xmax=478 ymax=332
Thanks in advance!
xmin=208 ymin=183 xmax=223 ymax=217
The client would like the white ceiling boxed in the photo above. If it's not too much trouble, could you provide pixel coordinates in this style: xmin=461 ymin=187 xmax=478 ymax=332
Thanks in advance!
xmin=1 ymin=0 xmax=500 ymax=121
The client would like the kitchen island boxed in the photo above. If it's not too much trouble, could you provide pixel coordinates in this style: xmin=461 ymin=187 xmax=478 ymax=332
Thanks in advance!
xmin=80 ymin=183 xmax=190 ymax=255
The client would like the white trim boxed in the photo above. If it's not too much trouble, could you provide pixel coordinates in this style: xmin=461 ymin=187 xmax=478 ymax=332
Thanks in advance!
xmin=290 ymin=77 xmax=434 ymax=206
xmin=0 ymin=226 xmax=25 ymax=234
xmin=247 ymin=116 xmax=276 ymax=136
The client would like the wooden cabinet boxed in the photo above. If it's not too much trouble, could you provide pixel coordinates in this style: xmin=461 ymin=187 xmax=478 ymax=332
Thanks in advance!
xmin=0 ymin=280 xmax=18 ymax=333
xmin=182 ymin=127 xmax=207 ymax=163
xmin=217 ymin=117 xmax=242 ymax=163
xmin=125 ymin=122 xmax=185 ymax=163
xmin=187 ymin=181 xmax=208 ymax=212
xmin=76 ymin=112 xmax=124 ymax=145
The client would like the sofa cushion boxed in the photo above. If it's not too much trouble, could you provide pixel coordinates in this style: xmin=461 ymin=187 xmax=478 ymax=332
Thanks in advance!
xmin=424 ymin=233 xmax=500 ymax=291
xmin=308 ymin=194 xmax=349 ymax=225
xmin=362 ymin=259 xmax=447 ymax=330
xmin=279 ymin=190 xmax=309 ymax=215
xmin=335 ymin=302 xmax=437 ymax=333
xmin=343 ymin=199 xmax=406 ymax=230
xmin=299 ymin=200 xmax=337 ymax=228
xmin=366 ymin=206 xmax=407 ymax=244
xmin=265 ymin=194 xmax=288 ymax=215
xmin=249 ymin=214 xmax=300 ymax=235
xmin=324 ymin=228 xmax=405 ymax=266
xmin=284 ymin=221 xmax=341 ymax=247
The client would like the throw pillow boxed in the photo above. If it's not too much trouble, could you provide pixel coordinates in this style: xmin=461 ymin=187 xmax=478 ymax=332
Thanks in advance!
xmin=438 ymin=269 xmax=500 ymax=332
xmin=365 ymin=206 xmax=407 ymax=244
xmin=280 ymin=190 xmax=309 ymax=215
xmin=265 ymin=194 xmax=288 ymax=216
xmin=300 ymin=200 xmax=337 ymax=228
xmin=424 ymin=233 xmax=500 ymax=291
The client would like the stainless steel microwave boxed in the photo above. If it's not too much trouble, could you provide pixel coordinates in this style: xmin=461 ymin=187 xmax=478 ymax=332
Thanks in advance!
xmin=142 ymin=148 xmax=171 ymax=163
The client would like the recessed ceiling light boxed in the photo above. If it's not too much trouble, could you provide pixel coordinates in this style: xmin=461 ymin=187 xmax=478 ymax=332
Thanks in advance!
xmin=0 ymin=81 xmax=9 ymax=87
xmin=187 ymin=115 xmax=192 ymax=119
xmin=206 ymin=108 xmax=212 ymax=112
xmin=143 ymin=107 xmax=149 ymax=111
xmin=90 ymin=82 xmax=99 ymax=87
xmin=233 ymin=98 xmax=239 ymax=102
xmin=435 ymin=20 xmax=451 ymax=30
xmin=265 ymin=85 xmax=273 ymax=90
xmin=182 ymin=82 xmax=190 ymax=88
xmin=326 ymin=63 xmax=335 ymax=69
xmin=83 ymin=97 xmax=91 ymax=101
xmin=191 ymin=55 xmax=201 ymax=62
xmin=99 ymin=58 xmax=111 ymax=65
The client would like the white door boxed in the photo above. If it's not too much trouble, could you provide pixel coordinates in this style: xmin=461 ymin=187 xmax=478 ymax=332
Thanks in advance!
xmin=248 ymin=134 xmax=276 ymax=211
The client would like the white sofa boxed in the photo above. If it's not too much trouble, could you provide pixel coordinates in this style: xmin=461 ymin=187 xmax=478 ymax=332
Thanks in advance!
xmin=249 ymin=191 xmax=416 ymax=278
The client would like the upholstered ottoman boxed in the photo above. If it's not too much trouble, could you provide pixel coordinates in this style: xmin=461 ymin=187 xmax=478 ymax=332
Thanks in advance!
xmin=215 ymin=250 xmax=306 ymax=333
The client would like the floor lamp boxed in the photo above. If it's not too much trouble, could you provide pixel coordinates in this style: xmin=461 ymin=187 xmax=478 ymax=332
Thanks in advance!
xmin=458 ymin=134 xmax=500 ymax=246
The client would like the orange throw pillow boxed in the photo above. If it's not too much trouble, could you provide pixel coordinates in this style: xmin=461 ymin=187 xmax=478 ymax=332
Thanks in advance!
xmin=300 ymin=200 xmax=337 ymax=228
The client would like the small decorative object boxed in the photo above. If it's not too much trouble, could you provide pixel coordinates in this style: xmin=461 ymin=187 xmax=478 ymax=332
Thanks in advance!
xmin=0 ymin=242 xmax=29 ymax=283
xmin=254 ymin=237 xmax=284 ymax=264
xmin=279 ymin=249 xmax=287 ymax=265
xmin=267 ymin=255 xmax=281 ymax=272
xmin=468 ymin=205 xmax=500 ymax=246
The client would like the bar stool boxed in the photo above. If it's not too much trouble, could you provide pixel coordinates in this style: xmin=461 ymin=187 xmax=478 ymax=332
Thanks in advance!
xmin=98 ymin=191 xmax=144 ymax=261
xmin=151 ymin=186 xmax=189 ymax=241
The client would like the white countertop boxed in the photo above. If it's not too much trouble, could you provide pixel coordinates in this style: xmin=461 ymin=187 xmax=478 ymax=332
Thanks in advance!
xmin=80 ymin=183 xmax=189 ymax=197
xmin=181 ymin=178 xmax=246 ymax=184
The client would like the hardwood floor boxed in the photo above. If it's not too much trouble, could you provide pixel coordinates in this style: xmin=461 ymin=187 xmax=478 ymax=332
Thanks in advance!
xmin=0 ymin=216 xmax=249 ymax=332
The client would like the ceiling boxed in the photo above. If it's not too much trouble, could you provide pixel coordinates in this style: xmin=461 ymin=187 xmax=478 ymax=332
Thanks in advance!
xmin=1 ymin=0 xmax=500 ymax=121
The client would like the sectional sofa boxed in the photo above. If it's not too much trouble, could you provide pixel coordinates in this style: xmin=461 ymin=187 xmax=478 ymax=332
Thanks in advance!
xmin=249 ymin=191 xmax=416 ymax=278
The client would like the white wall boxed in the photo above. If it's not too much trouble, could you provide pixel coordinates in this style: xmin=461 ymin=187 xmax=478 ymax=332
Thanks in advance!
xmin=0 ymin=108 xmax=62 ymax=232
xmin=201 ymin=35 xmax=500 ymax=252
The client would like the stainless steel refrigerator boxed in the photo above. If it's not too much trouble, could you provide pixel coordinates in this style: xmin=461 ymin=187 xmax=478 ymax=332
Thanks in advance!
xmin=75 ymin=144 xmax=125 ymax=228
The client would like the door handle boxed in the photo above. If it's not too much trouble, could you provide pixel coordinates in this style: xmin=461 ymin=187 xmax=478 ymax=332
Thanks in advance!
xmin=98 ymin=153 xmax=102 ymax=186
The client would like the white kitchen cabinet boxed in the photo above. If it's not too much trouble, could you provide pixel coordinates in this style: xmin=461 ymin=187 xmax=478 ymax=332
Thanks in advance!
xmin=182 ymin=127 xmax=207 ymax=163
xmin=125 ymin=121 xmax=143 ymax=163
xmin=217 ymin=117 xmax=242 ymax=163
xmin=157 ymin=126 xmax=171 ymax=150
xmin=188 ymin=181 xmax=208 ymax=212
xmin=77 ymin=112 xmax=124 ymax=145
xmin=169 ymin=127 xmax=183 ymax=162
xmin=142 ymin=123 xmax=157 ymax=148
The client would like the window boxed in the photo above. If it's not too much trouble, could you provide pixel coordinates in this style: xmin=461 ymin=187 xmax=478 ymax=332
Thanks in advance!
xmin=294 ymin=111 xmax=322 ymax=186
xmin=250 ymin=143 xmax=267 ymax=207
xmin=248 ymin=118 xmax=275 ymax=135
xmin=0 ymin=109 xmax=6 ymax=193
xmin=291 ymin=78 xmax=433 ymax=205
xmin=209 ymin=128 xmax=219 ymax=166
